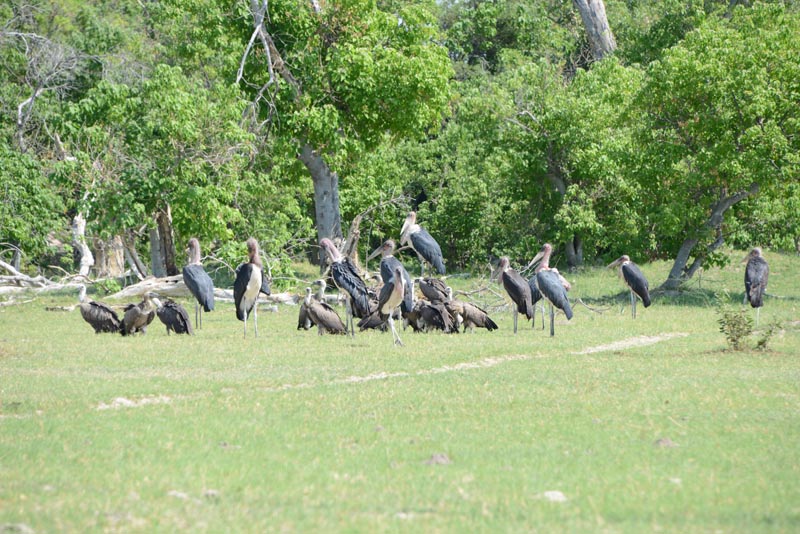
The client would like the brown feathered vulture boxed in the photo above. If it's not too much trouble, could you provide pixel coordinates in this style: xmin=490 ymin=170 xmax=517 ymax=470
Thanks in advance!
xmin=78 ymin=284 xmax=121 ymax=334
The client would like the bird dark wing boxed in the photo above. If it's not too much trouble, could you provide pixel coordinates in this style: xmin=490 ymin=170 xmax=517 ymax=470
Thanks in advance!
xmin=81 ymin=301 xmax=121 ymax=333
xmin=183 ymin=264 xmax=215 ymax=312
xmin=298 ymin=302 xmax=314 ymax=330
xmin=332 ymin=259 xmax=371 ymax=317
xmin=308 ymin=301 xmax=346 ymax=334
xmin=419 ymin=277 xmax=448 ymax=302
xmin=260 ymin=269 xmax=271 ymax=295
xmin=621 ymin=263 xmax=651 ymax=307
xmin=527 ymin=277 xmax=543 ymax=306
xmin=462 ymin=302 xmax=498 ymax=331
xmin=503 ymin=270 xmax=533 ymax=319
xmin=234 ymin=263 xmax=257 ymax=320
xmin=537 ymin=270 xmax=573 ymax=320
xmin=409 ymin=229 xmax=445 ymax=274
xmin=745 ymin=256 xmax=769 ymax=308
xmin=167 ymin=300 xmax=193 ymax=334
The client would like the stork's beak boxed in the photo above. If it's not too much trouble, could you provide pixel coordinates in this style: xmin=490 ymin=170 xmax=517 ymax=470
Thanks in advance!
xmin=608 ymin=257 xmax=623 ymax=269
xmin=367 ymin=244 xmax=384 ymax=262
xmin=525 ymin=249 xmax=545 ymax=271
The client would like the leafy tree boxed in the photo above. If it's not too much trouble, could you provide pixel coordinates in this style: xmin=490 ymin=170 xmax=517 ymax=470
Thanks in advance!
xmin=237 ymin=0 xmax=453 ymax=261
xmin=0 ymin=146 xmax=66 ymax=270
xmin=634 ymin=4 xmax=800 ymax=289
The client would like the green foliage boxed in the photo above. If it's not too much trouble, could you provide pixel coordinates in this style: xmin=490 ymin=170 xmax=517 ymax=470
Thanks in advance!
xmin=0 ymin=147 xmax=66 ymax=267
xmin=634 ymin=4 xmax=800 ymax=264
xmin=716 ymin=303 xmax=753 ymax=351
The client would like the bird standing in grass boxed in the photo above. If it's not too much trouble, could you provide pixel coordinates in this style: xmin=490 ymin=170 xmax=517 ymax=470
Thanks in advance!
xmin=743 ymin=247 xmax=769 ymax=325
xmin=529 ymin=243 xmax=573 ymax=337
xmin=608 ymin=254 xmax=651 ymax=319
xmin=234 ymin=237 xmax=263 ymax=338
xmin=155 ymin=298 xmax=194 ymax=335
xmin=121 ymin=292 xmax=158 ymax=336
xmin=77 ymin=284 xmax=121 ymax=334
xmin=498 ymin=256 xmax=532 ymax=334
xmin=182 ymin=238 xmax=214 ymax=329
xmin=319 ymin=238 xmax=371 ymax=336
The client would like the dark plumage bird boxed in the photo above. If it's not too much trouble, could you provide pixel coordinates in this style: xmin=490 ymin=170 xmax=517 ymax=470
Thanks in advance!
xmin=417 ymin=276 xmax=448 ymax=303
xmin=400 ymin=211 xmax=445 ymax=275
xmin=320 ymin=238 xmax=371 ymax=336
xmin=405 ymin=298 xmax=457 ymax=333
xmin=121 ymin=292 xmax=158 ymax=336
xmin=359 ymin=264 xmax=407 ymax=345
xmin=77 ymin=284 xmax=121 ymax=334
xmin=499 ymin=256 xmax=532 ymax=334
xmin=446 ymin=287 xmax=498 ymax=333
xmin=367 ymin=239 xmax=414 ymax=315
xmin=529 ymin=243 xmax=573 ymax=337
xmin=527 ymin=276 xmax=545 ymax=330
xmin=182 ymin=237 xmax=214 ymax=329
xmin=608 ymin=254 xmax=651 ymax=318
xmin=155 ymin=298 xmax=193 ymax=335
xmin=233 ymin=237 xmax=263 ymax=338
xmin=303 ymin=284 xmax=347 ymax=335
xmin=743 ymin=247 xmax=769 ymax=325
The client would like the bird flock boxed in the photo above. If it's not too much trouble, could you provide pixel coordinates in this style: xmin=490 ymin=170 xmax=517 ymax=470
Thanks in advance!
xmin=77 ymin=211 xmax=770 ymax=344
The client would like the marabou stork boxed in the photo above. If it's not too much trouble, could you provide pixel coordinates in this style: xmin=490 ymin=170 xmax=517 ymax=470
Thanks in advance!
xmin=370 ymin=264 xmax=407 ymax=345
xmin=498 ymin=256 xmax=533 ymax=334
xmin=182 ymin=237 xmax=214 ymax=329
xmin=608 ymin=254 xmax=651 ymax=319
xmin=233 ymin=237 xmax=263 ymax=338
xmin=155 ymin=298 xmax=193 ymax=335
xmin=367 ymin=239 xmax=414 ymax=316
xmin=529 ymin=244 xmax=573 ymax=337
xmin=445 ymin=287 xmax=498 ymax=332
xmin=400 ymin=211 xmax=445 ymax=275
xmin=121 ymin=292 xmax=158 ymax=336
xmin=743 ymin=247 xmax=769 ymax=325
xmin=77 ymin=284 xmax=121 ymax=334
xmin=319 ymin=238 xmax=371 ymax=336
xmin=417 ymin=276 xmax=448 ymax=303
xmin=303 ymin=282 xmax=347 ymax=335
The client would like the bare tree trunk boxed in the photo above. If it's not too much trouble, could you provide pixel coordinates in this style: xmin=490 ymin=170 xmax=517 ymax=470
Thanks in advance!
xmin=123 ymin=231 xmax=148 ymax=280
xmin=149 ymin=227 xmax=166 ymax=278
xmin=573 ymin=0 xmax=617 ymax=61
xmin=660 ymin=183 xmax=759 ymax=290
xmin=157 ymin=205 xmax=178 ymax=276
xmin=94 ymin=236 xmax=126 ymax=278
xmin=299 ymin=144 xmax=343 ymax=265
xmin=71 ymin=213 xmax=94 ymax=277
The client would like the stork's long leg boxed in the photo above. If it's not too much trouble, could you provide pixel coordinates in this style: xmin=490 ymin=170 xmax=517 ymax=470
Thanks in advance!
xmin=549 ymin=303 xmax=555 ymax=337
xmin=755 ymin=307 xmax=760 ymax=327
xmin=345 ymin=300 xmax=354 ymax=337
xmin=513 ymin=310 xmax=518 ymax=334
xmin=243 ymin=310 xmax=248 ymax=338
xmin=254 ymin=302 xmax=258 ymax=338
xmin=631 ymin=290 xmax=637 ymax=319
xmin=195 ymin=302 xmax=200 ymax=329
xmin=388 ymin=315 xmax=403 ymax=346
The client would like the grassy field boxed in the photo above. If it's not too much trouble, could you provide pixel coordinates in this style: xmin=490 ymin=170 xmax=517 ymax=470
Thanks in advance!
xmin=1 ymin=250 xmax=799 ymax=533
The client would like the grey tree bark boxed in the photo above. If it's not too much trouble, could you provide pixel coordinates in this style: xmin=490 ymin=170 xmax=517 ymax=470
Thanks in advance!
xmin=299 ymin=144 xmax=343 ymax=264
xmin=660 ymin=183 xmax=760 ymax=291
xmin=157 ymin=205 xmax=178 ymax=276
xmin=573 ymin=0 xmax=617 ymax=61
xmin=71 ymin=213 xmax=95 ymax=276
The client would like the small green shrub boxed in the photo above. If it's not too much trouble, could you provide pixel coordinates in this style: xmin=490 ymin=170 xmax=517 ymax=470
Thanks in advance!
xmin=717 ymin=305 xmax=753 ymax=351
xmin=755 ymin=320 xmax=782 ymax=351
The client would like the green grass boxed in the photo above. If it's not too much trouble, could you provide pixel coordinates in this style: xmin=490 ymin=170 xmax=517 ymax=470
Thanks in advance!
xmin=1 ymin=250 xmax=799 ymax=532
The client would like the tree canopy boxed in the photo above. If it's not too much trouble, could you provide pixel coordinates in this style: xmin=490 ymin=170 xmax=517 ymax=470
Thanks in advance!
xmin=1 ymin=0 xmax=798 ymax=288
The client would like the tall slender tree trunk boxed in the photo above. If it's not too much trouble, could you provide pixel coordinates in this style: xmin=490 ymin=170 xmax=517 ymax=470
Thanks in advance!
xmin=149 ymin=227 xmax=166 ymax=278
xmin=573 ymin=0 xmax=617 ymax=61
xmin=299 ymin=144 xmax=343 ymax=265
xmin=123 ymin=231 xmax=147 ymax=281
xmin=157 ymin=205 xmax=178 ymax=275
xmin=564 ymin=235 xmax=584 ymax=269
xmin=71 ymin=213 xmax=94 ymax=277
